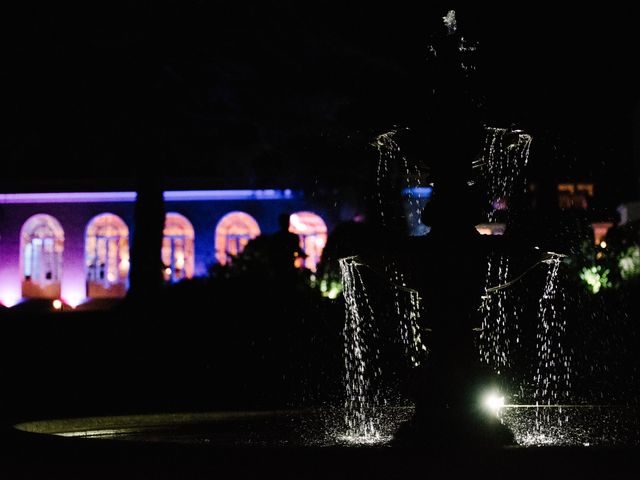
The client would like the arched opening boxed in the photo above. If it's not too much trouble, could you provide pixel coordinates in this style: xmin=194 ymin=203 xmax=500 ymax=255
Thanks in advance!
xmin=289 ymin=211 xmax=328 ymax=272
xmin=162 ymin=213 xmax=195 ymax=282
xmin=85 ymin=213 xmax=130 ymax=298
xmin=214 ymin=211 xmax=261 ymax=265
xmin=20 ymin=214 xmax=64 ymax=299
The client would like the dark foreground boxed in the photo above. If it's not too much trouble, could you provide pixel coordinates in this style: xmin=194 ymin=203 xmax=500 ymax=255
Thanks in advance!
xmin=3 ymin=429 xmax=640 ymax=479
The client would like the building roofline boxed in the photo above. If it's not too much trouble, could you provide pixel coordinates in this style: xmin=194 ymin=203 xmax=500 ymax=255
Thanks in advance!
xmin=0 ymin=189 xmax=300 ymax=204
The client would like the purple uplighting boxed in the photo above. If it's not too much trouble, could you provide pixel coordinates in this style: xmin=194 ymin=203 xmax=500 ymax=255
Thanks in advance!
xmin=0 ymin=281 xmax=21 ymax=308
xmin=0 ymin=192 xmax=137 ymax=204
xmin=0 ymin=190 xmax=299 ymax=205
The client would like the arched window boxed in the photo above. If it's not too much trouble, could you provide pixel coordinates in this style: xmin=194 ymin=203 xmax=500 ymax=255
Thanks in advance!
xmin=289 ymin=211 xmax=328 ymax=272
xmin=214 ymin=211 xmax=261 ymax=265
xmin=162 ymin=213 xmax=195 ymax=282
xmin=20 ymin=214 xmax=64 ymax=299
xmin=85 ymin=213 xmax=129 ymax=298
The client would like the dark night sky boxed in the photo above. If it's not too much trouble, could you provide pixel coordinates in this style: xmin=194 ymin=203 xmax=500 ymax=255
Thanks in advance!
xmin=1 ymin=2 xmax=639 ymax=205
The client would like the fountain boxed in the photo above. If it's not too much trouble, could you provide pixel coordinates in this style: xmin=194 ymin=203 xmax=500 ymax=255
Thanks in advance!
xmin=335 ymin=9 xmax=620 ymax=448
xmin=336 ymin=11 xmax=530 ymax=446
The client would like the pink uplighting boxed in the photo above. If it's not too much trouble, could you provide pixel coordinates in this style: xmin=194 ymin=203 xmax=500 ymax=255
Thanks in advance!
xmin=62 ymin=292 xmax=86 ymax=309
xmin=62 ymin=269 xmax=87 ymax=309
xmin=0 ymin=285 xmax=21 ymax=308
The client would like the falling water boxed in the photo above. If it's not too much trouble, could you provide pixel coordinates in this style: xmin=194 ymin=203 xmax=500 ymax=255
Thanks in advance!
xmin=374 ymin=129 xmax=427 ymax=364
xmin=479 ymin=256 xmax=520 ymax=376
xmin=373 ymin=130 xmax=426 ymax=362
xmin=534 ymin=257 xmax=572 ymax=432
xmin=340 ymin=254 xmax=425 ymax=442
xmin=481 ymin=127 xmax=533 ymax=221
xmin=374 ymin=132 xmax=394 ymax=227
xmin=374 ymin=129 xmax=424 ymax=233
xmin=478 ymin=127 xmax=532 ymax=376
xmin=340 ymin=257 xmax=382 ymax=441
xmin=396 ymin=285 xmax=426 ymax=367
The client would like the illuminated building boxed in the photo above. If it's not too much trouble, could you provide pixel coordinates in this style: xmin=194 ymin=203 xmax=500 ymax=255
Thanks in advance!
xmin=85 ymin=213 xmax=130 ymax=298
xmin=556 ymin=183 xmax=619 ymax=245
xmin=557 ymin=183 xmax=594 ymax=210
xmin=289 ymin=212 xmax=328 ymax=271
xmin=475 ymin=223 xmax=506 ymax=236
xmin=215 ymin=211 xmax=261 ymax=266
xmin=0 ymin=190 xmax=333 ymax=308
xmin=592 ymin=222 xmax=614 ymax=246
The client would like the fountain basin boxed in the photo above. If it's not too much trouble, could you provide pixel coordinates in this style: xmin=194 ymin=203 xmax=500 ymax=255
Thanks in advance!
xmin=12 ymin=406 xmax=640 ymax=447
xmin=6 ymin=408 xmax=640 ymax=479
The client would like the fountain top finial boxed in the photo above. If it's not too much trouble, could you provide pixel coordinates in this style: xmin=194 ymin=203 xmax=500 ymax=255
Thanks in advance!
xmin=442 ymin=10 xmax=457 ymax=35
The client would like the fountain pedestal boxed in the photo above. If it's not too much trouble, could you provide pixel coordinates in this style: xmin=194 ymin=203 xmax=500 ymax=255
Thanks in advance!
xmin=391 ymin=220 xmax=516 ymax=447
xmin=394 ymin=329 xmax=515 ymax=447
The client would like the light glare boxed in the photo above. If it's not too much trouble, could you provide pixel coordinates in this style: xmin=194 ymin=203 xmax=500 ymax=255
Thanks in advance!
xmin=483 ymin=391 xmax=505 ymax=415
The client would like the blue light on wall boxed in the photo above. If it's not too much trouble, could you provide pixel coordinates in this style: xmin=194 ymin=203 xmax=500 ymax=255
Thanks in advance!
xmin=164 ymin=190 xmax=300 ymax=201
xmin=401 ymin=187 xmax=433 ymax=199
xmin=401 ymin=186 xmax=432 ymax=236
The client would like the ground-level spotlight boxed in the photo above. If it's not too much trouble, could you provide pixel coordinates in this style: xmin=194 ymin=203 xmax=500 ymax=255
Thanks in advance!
xmin=482 ymin=391 xmax=505 ymax=416
xmin=52 ymin=299 xmax=63 ymax=310
xmin=0 ymin=292 xmax=21 ymax=308
xmin=63 ymin=293 xmax=85 ymax=309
